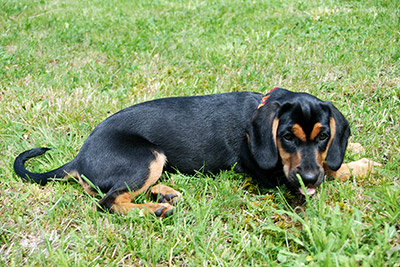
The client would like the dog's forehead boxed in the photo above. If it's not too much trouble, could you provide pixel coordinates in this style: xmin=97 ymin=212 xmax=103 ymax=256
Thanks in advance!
xmin=278 ymin=100 xmax=331 ymax=131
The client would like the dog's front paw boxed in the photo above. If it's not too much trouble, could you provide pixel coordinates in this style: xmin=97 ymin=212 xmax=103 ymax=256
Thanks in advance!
xmin=334 ymin=158 xmax=382 ymax=181
xmin=347 ymin=142 xmax=366 ymax=154
xmin=348 ymin=158 xmax=382 ymax=175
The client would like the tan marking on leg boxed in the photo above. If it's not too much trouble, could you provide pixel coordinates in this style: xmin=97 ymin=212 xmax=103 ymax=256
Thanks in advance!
xmin=291 ymin=124 xmax=306 ymax=142
xmin=132 ymin=151 xmax=167 ymax=197
xmin=64 ymin=170 xmax=97 ymax=196
xmin=110 ymin=151 xmax=168 ymax=215
xmin=112 ymin=191 xmax=134 ymax=214
xmin=111 ymin=191 xmax=173 ymax=217
xmin=310 ymin=122 xmax=323 ymax=140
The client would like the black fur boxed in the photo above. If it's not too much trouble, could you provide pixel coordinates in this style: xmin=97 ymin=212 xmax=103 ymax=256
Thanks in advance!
xmin=14 ymin=88 xmax=350 ymax=202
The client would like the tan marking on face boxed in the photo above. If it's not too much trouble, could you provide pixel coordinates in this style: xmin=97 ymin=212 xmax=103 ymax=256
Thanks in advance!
xmin=323 ymin=118 xmax=336 ymax=160
xmin=317 ymin=117 xmax=338 ymax=172
xmin=272 ymin=118 xmax=279 ymax=146
xmin=315 ymin=150 xmax=324 ymax=167
xmin=323 ymin=162 xmax=336 ymax=176
xmin=329 ymin=117 xmax=336 ymax=141
xmin=276 ymin=139 xmax=302 ymax=179
xmin=315 ymin=118 xmax=337 ymax=169
xmin=310 ymin=122 xmax=323 ymax=140
xmin=291 ymin=124 xmax=306 ymax=142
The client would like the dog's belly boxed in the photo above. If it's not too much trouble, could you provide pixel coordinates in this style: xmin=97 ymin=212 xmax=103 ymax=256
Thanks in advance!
xmin=162 ymin=145 xmax=241 ymax=174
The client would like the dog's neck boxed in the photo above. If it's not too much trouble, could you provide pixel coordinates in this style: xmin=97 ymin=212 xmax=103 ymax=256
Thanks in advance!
xmin=257 ymin=87 xmax=279 ymax=109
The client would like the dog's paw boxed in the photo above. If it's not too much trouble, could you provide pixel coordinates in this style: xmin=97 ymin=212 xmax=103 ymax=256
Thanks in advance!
xmin=348 ymin=158 xmax=382 ymax=175
xmin=335 ymin=158 xmax=382 ymax=181
xmin=153 ymin=203 xmax=174 ymax=218
xmin=150 ymin=184 xmax=182 ymax=205
xmin=347 ymin=142 xmax=365 ymax=154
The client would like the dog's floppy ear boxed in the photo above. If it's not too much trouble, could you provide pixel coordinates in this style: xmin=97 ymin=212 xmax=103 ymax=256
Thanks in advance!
xmin=325 ymin=103 xmax=351 ymax=171
xmin=247 ymin=102 xmax=280 ymax=170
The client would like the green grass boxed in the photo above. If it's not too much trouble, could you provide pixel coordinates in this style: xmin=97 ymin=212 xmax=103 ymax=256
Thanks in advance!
xmin=1 ymin=0 xmax=399 ymax=265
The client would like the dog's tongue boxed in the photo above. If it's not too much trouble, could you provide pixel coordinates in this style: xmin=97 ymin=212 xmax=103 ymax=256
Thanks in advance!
xmin=299 ymin=186 xmax=316 ymax=196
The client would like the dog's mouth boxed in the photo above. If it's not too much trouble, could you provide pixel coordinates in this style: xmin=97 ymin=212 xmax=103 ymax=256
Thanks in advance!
xmin=299 ymin=185 xmax=316 ymax=196
xmin=287 ymin=171 xmax=324 ymax=196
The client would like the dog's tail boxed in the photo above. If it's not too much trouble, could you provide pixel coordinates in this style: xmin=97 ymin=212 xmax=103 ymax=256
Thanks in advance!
xmin=14 ymin=147 xmax=74 ymax=185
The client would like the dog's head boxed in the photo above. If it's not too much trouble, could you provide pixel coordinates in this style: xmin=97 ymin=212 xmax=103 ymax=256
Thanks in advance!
xmin=247 ymin=88 xmax=350 ymax=195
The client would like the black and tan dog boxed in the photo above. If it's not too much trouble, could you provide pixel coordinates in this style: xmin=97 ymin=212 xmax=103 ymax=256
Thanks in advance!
xmin=14 ymin=88 xmax=378 ymax=217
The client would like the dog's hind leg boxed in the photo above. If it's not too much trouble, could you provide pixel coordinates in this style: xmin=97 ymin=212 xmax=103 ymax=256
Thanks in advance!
xmin=97 ymin=150 xmax=174 ymax=217
xmin=63 ymin=170 xmax=99 ymax=196
xmin=103 ymin=191 xmax=174 ymax=217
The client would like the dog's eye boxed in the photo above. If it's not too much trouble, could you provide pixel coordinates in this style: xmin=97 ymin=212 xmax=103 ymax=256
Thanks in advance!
xmin=283 ymin=133 xmax=294 ymax=141
xmin=318 ymin=133 xmax=328 ymax=141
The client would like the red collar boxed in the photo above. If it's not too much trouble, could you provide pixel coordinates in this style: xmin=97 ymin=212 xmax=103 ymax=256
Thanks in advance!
xmin=257 ymin=87 xmax=279 ymax=109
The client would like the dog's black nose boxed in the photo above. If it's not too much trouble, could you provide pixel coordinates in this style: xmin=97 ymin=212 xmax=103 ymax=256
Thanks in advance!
xmin=300 ymin=172 xmax=319 ymax=185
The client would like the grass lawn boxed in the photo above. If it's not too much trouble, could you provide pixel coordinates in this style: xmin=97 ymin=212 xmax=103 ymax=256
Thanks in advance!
xmin=1 ymin=0 xmax=399 ymax=265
